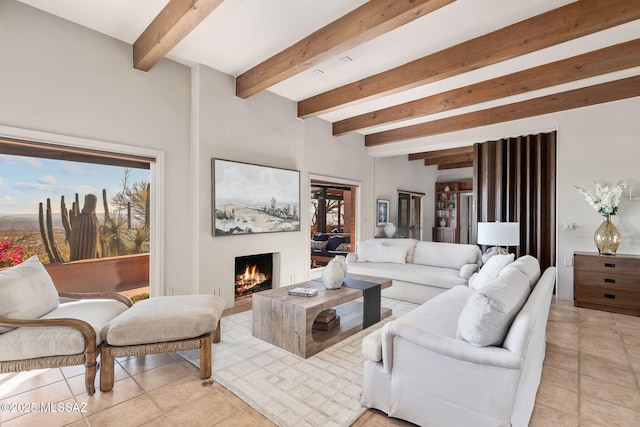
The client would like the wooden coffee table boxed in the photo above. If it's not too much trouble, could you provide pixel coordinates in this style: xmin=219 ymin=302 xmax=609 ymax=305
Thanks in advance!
xmin=252 ymin=274 xmax=392 ymax=358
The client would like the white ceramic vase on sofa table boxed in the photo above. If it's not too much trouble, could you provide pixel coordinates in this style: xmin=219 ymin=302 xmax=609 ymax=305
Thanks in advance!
xmin=384 ymin=222 xmax=396 ymax=238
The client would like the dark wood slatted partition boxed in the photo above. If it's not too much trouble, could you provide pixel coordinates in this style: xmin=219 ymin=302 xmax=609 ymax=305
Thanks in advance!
xmin=473 ymin=132 xmax=557 ymax=271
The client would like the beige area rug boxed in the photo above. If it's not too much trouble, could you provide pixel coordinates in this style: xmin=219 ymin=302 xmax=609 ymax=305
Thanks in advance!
xmin=179 ymin=297 xmax=417 ymax=427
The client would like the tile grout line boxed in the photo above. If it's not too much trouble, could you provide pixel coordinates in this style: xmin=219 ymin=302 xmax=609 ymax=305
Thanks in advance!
xmin=613 ymin=314 xmax=640 ymax=393
xmin=576 ymin=307 xmax=583 ymax=424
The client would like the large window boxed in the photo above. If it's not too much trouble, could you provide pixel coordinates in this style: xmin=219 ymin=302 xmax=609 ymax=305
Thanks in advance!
xmin=0 ymin=138 xmax=152 ymax=295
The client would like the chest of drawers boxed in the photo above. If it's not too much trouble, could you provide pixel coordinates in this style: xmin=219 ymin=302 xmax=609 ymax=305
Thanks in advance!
xmin=573 ymin=251 xmax=640 ymax=316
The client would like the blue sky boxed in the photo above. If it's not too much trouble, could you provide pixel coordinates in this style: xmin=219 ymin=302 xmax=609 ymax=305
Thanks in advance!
xmin=0 ymin=154 xmax=150 ymax=215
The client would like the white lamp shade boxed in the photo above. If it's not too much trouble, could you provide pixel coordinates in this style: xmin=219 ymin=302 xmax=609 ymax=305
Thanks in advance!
xmin=477 ymin=222 xmax=520 ymax=246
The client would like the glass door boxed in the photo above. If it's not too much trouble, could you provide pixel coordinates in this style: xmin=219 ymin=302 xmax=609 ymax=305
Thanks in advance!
xmin=397 ymin=192 xmax=422 ymax=239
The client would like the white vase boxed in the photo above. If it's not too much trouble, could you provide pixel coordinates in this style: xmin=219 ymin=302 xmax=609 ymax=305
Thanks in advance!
xmin=384 ymin=222 xmax=396 ymax=238
xmin=332 ymin=255 xmax=348 ymax=275
xmin=322 ymin=258 xmax=346 ymax=289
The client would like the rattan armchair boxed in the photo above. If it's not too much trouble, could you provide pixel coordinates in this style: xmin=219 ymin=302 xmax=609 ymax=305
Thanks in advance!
xmin=0 ymin=258 xmax=132 ymax=395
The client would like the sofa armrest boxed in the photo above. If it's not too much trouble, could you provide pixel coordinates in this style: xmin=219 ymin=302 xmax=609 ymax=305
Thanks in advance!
xmin=458 ymin=263 xmax=479 ymax=279
xmin=382 ymin=321 xmax=522 ymax=373
xmin=345 ymin=252 xmax=358 ymax=263
xmin=362 ymin=328 xmax=383 ymax=362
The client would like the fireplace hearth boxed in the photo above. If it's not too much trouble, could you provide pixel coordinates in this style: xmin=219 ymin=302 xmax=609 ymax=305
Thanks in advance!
xmin=235 ymin=253 xmax=273 ymax=300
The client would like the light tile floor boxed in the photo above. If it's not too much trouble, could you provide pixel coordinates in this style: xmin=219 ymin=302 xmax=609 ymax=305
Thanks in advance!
xmin=1 ymin=298 xmax=640 ymax=426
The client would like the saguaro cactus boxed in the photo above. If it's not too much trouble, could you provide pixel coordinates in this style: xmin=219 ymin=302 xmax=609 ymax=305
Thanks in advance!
xmin=38 ymin=193 xmax=102 ymax=262
xmin=37 ymin=199 xmax=64 ymax=263
xmin=69 ymin=194 xmax=100 ymax=261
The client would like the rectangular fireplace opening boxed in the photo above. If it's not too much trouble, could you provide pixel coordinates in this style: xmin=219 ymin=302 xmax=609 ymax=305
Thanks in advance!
xmin=235 ymin=253 xmax=273 ymax=300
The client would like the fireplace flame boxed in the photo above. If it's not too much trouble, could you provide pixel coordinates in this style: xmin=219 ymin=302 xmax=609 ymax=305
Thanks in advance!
xmin=236 ymin=264 xmax=267 ymax=295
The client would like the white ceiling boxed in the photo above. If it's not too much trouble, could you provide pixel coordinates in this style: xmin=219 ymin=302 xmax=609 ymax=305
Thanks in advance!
xmin=16 ymin=0 xmax=640 ymax=148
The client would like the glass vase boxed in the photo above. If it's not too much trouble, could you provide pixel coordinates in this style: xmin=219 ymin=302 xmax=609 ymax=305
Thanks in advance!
xmin=594 ymin=215 xmax=621 ymax=255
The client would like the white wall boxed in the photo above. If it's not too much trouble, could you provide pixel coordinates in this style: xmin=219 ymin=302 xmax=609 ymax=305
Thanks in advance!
xmin=374 ymin=156 xmax=437 ymax=240
xmin=194 ymin=64 xmax=307 ymax=306
xmin=555 ymin=97 xmax=640 ymax=299
xmin=193 ymin=65 xmax=378 ymax=307
xmin=0 ymin=0 xmax=195 ymax=294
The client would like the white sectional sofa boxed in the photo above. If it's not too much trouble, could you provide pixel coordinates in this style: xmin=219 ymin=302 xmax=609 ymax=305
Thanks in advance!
xmin=346 ymin=238 xmax=482 ymax=304
xmin=360 ymin=255 xmax=556 ymax=427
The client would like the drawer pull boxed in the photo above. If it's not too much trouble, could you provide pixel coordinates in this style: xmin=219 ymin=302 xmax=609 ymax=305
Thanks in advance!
xmin=604 ymin=278 xmax=616 ymax=284
xmin=604 ymin=293 xmax=616 ymax=299
xmin=604 ymin=262 xmax=616 ymax=268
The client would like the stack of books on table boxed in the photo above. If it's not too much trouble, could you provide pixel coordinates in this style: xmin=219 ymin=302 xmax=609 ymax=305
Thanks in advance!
xmin=313 ymin=308 xmax=340 ymax=332
xmin=287 ymin=287 xmax=318 ymax=297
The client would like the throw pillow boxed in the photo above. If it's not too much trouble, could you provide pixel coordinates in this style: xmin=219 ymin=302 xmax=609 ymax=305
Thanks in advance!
xmin=310 ymin=240 xmax=328 ymax=251
xmin=500 ymin=255 xmax=541 ymax=289
xmin=468 ymin=253 xmax=515 ymax=291
xmin=457 ymin=268 xmax=530 ymax=347
xmin=335 ymin=243 xmax=350 ymax=252
xmin=375 ymin=245 xmax=408 ymax=264
xmin=382 ymin=239 xmax=417 ymax=263
xmin=0 ymin=256 xmax=60 ymax=333
xmin=326 ymin=236 xmax=345 ymax=251
xmin=312 ymin=233 xmax=329 ymax=241
xmin=356 ymin=241 xmax=379 ymax=262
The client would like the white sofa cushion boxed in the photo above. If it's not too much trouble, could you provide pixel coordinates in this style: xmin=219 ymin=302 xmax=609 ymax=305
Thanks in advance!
xmin=346 ymin=262 xmax=468 ymax=289
xmin=413 ymin=241 xmax=481 ymax=270
xmin=500 ymin=255 xmax=541 ymax=289
xmin=0 ymin=256 xmax=59 ymax=333
xmin=376 ymin=245 xmax=408 ymax=264
xmin=356 ymin=241 xmax=408 ymax=264
xmin=377 ymin=238 xmax=418 ymax=263
xmin=468 ymin=253 xmax=515 ymax=291
xmin=457 ymin=268 xmax=530 ymax=347
xmin=0 ymin=299 xmax=129 ymax=361
xmin=356 ymin=241 xmax=379 ymax=262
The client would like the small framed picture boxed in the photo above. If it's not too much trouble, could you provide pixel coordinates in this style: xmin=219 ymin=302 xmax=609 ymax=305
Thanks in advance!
xmin=377 ymin=199 xmax=390 ymax=226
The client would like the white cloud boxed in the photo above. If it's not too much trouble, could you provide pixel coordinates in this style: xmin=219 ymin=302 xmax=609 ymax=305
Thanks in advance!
xmin=0 ymin=154 xmax=42 ymax=169
xmin=61 ymin=163 xmax=85 ymax=175
xmin=38 ymin=175 xmax=57 ymax=185
xmin=0 ymin=195 xmax=15 ymax=206
xmin=15 ymin=182 xmax=51 ymax=191
xmin=0 ymin=177 xmax=7 ymax=191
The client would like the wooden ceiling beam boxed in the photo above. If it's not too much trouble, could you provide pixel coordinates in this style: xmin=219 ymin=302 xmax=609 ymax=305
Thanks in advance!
xmin=408 ymin=146 xmax=473 ymax=161
xmin=424 ymin=152 xmax=473 ymax=166
xmin=298 ymin=0 xmax=640 ymax=117
xmin=235 ymin=0 xmax=454 ymax=98
xmin=365 ymin=75 xmax=640 ymax=146
xmin=334 ymin=38 xmax=640 ymax=135
xmin=134 ymin=0 xmax=224 ymax=72
xmin=437 ymin=161 xmax=473 ymax=170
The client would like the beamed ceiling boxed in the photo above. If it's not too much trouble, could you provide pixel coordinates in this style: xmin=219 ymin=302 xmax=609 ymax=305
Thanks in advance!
xmin=18 ymin=0 xmax=640 ymax=169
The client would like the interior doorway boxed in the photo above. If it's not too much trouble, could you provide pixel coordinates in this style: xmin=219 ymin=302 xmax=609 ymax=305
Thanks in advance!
xmin=310 ymin=178 xmax=358 ymax=268
xmin=397 ymin=191 xmax=423 ymax=239
xmin=459 ymin=193 xmax=473 ymax=244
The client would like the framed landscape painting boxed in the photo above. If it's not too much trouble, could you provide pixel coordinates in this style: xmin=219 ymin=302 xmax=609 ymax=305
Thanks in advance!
xmin=212 ymin=159 xmax=301 ymax=236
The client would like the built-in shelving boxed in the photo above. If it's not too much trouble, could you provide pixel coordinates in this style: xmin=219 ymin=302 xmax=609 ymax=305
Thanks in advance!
xmin=433 ymin=180 xmax=472 ymax=243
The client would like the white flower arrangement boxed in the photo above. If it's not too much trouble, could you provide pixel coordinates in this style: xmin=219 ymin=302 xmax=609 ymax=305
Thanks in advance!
xmin=576 ymin=181 xmax=626 ymax=217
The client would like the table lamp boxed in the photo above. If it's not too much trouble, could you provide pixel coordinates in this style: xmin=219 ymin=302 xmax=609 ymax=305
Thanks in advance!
xmin=477 ymin=221 xmax=520 ymax=261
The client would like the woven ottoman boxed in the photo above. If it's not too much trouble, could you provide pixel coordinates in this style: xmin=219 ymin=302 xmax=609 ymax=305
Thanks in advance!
xmin=99 ymin=295 xmax=225 ymax=392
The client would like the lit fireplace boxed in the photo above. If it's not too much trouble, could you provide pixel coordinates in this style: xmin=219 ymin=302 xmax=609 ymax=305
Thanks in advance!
xmin=235 ymin=253 xmax=273 ymax=300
